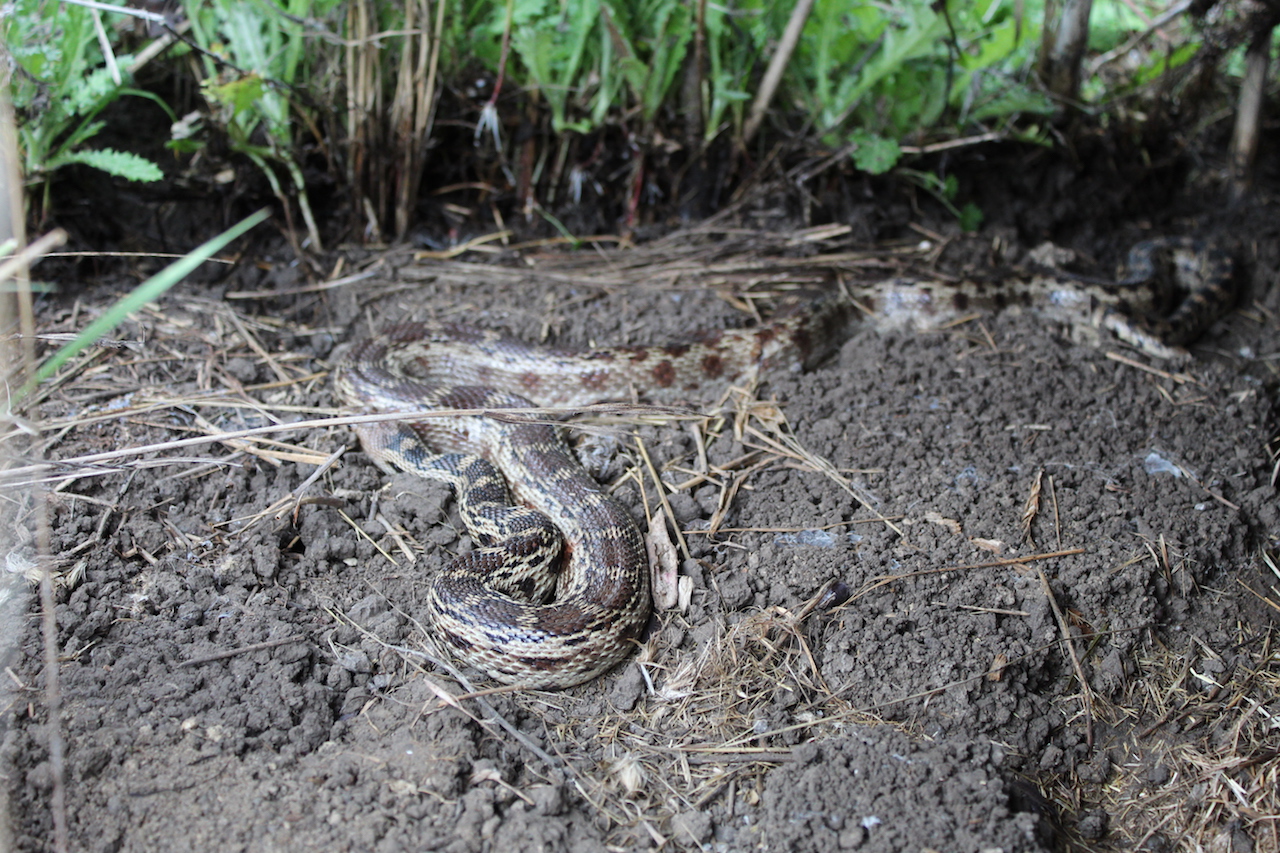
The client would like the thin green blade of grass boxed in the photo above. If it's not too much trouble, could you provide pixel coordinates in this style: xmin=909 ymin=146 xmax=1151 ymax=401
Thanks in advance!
xmin=18 ymin=207 xmax=269 ymax=399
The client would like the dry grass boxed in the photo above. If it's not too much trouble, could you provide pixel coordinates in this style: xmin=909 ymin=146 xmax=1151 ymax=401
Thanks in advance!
xmin=1042 ymin=555 xmax=1280 ymax=852
xmin=511 ymin=585 xmax=882 ymax=837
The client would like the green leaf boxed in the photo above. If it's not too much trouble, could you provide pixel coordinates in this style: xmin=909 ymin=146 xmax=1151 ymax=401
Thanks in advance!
xmin=166 ymin=138 xmax=205 ymax=155
xmin=60 ymin=119 xmax=107 ymax=154
xmin=967 ymin=85 xmax=1055 ymax=122
xmin=958 ymin=18 xmax=1019 ymax=71
xmin=958 ymin=202 xmax=984 ymax=233
xmin=46 ymin=148 xmax=164 ymax=182
xmin=202 ymin=73 xmax=268 ymax=116
xmin=509 ymin=0 xmax=601 ymax=132
xmin=511 ymin=0 xmax=550 ymax=28
xmin=942 ymin=174 xmax=959 ymax=201
xmin=849 ymin=130 xmax=901 ymax=175
xmin=68 ymin=65 xmax=128 ymax=117
xmin=1133 ymin=43 xmax=1199 ymax=86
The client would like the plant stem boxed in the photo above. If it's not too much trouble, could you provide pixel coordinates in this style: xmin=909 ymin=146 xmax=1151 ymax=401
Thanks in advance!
xmin=743 ymin=0 xmax=814 ymax=145
xmin=1039 ymin=0 xmax=1094 ymax=102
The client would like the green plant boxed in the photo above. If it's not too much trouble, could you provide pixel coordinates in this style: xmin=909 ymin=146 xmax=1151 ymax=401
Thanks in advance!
xmin=3 ymin=0 xmax=167 ymax=201
xmin=776 ymin=0 xmax=1052 ymax=173
xmin=702 ymin=2 xmax=754 ymax=142
xmin=479 ymin=0 xmax=693 ymax=136
xmin=896 ymin=168 xmax=983 ymax=231
xmin=180 ymin=0 xmax=342 ymax=250
xmin=461 ymin=0 xmax=1063 ymax=186
xmin=1078 ymin=0 xmax=1205 ymax=100
xmin=6 ymin=0 xmax=1226 ymax=245
xmin=600 ymin=0 xmax=692 ymax=124
xmin=503 ymin=0 xmax=602 ymax=133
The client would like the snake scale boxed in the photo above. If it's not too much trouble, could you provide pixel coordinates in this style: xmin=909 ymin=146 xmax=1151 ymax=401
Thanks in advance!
xmin=335 ymin=237 xmax=1233 ymax=689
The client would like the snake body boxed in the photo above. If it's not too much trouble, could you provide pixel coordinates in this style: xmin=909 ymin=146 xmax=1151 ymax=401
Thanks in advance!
xmin=333 ymin=301 xmax=850 ymax=688
xmin=845 ymin=237 xmax=1235 ymax=360
xmin=335 ymin=237 xmax=1233 ymax=689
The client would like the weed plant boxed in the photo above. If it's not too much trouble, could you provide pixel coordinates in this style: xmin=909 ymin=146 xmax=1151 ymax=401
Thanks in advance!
xmin=0 ymin=0 xmax=1252 ymax=238
xmin=2 ymin=0 xmax=167 ymax=215
xmin=178 ymin=0 xmax=342 ymax=250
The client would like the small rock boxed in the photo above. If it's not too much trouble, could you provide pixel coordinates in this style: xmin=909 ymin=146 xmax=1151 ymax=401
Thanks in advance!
xmin=26 ymin=761 xmax=53 ymax=792
xmin=608 ymin=665 xmax=646 ymax=712
xmin=669 ymin=810 xmax=713 ymax=845
xmin=337 ymin=649 xmax=372 ymax=674
xmin=527 ymin=784 xmax=565 ymax=816
xmin=1077 ymin=809 xmax=1109 ymax=840
xmin=838 ymin=826 xmax=866 ymax=848
xmin=346 ymin=594 xmax=389 ymax=625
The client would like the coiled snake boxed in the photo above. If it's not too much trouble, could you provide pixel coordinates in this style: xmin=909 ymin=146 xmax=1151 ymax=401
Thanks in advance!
xmin=334 ymin=237 xmax=1233 ymax=689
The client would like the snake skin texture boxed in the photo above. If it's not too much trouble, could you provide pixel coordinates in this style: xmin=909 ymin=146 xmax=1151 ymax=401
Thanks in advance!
xmin=844 ymin=237 xmax=1235 ymax=360
xmin=334 ymin=237 xmax=1234 ymax=688
xmin=332 ymin=300 xmax=850 ymax=688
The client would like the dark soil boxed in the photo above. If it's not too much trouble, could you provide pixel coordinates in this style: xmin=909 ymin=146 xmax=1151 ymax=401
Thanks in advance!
xmin=3 ymin=149 xmax=1279 ymax=853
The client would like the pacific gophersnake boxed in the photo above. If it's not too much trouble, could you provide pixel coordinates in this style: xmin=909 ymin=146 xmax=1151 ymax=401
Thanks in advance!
xmin=335 ymin=237 xmax=1233 ymax=689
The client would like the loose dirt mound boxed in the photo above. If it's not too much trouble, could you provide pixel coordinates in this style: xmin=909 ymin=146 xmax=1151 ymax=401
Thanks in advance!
xmin=4 ymin=227 xmax=1278 ymax=852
